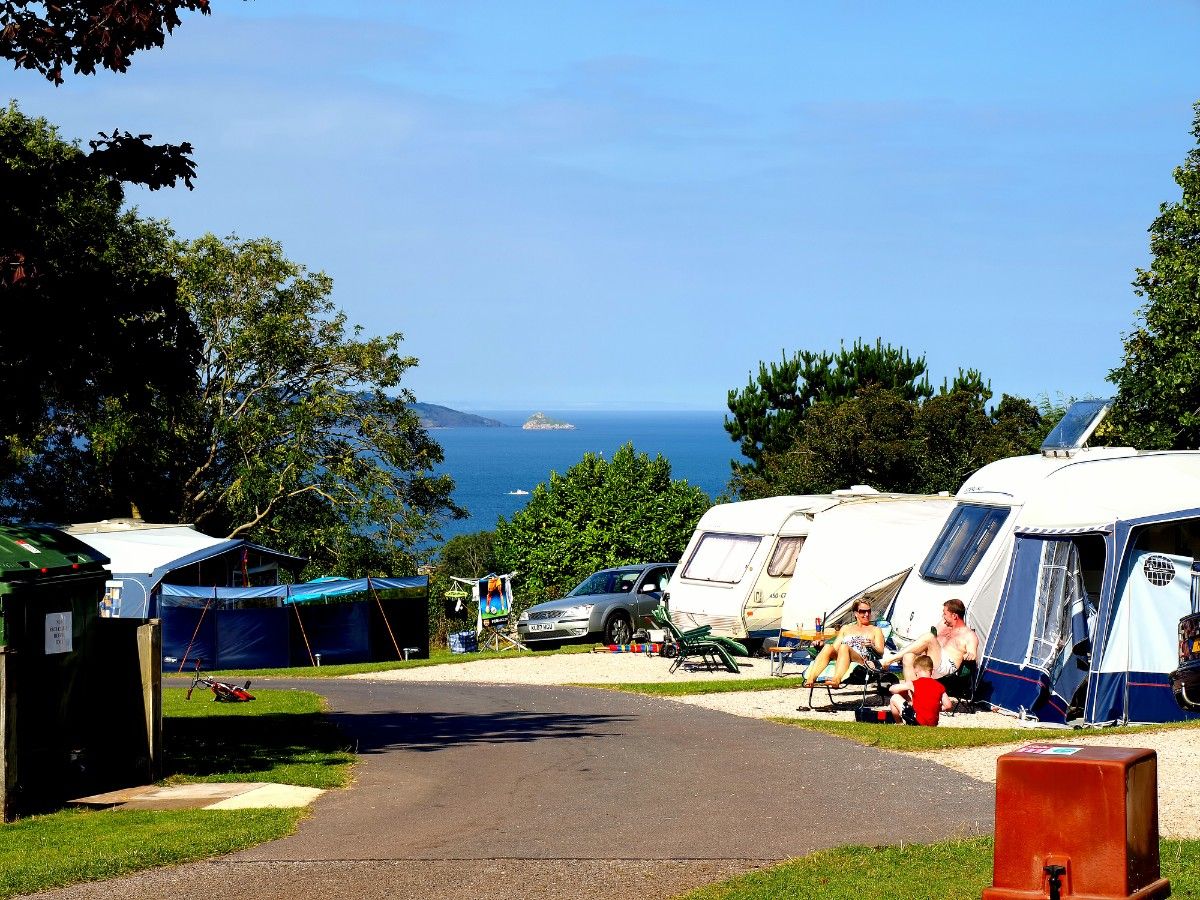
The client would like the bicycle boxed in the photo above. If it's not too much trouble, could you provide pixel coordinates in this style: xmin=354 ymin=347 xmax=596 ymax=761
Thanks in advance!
xmin=185 ymin=660 xmax=255 ymax=702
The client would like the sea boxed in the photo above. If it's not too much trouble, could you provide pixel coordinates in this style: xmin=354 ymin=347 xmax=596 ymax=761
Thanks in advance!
xmin=430 ymin=410 xmax=740 ymax=541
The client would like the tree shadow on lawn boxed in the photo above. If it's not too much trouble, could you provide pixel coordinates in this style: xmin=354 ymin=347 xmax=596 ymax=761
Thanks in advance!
xmin=165 ymin=711 xmax=350 ymax=780
xmin=329 ymin=709 xmax=636 ymax=754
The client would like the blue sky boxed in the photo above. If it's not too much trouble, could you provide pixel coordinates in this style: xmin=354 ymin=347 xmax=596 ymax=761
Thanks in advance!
xmin=8 ymin=1 xmax=1200 ymax=410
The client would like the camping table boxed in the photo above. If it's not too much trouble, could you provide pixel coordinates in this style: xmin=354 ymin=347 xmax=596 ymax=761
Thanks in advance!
xmin=768 ymin=628 xmax=838 ymax=676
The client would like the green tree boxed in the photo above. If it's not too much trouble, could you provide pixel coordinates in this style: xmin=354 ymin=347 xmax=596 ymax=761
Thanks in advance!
xmin=733 ymin=385 xmax=920 ymax=498
xmin=169 ymin=233 xmax=462 ymax=575
xmin=494 ymin=444 xmax=710 ymax=608
xmin=1 ymin=0 xmax=207 ymax=188
xmin=733 ymin=381 xmax=1053 ymax=500
xmin=1109 ymin=101 xmax=1200 ymax=449
xmin=0 ymin=104 xmax=199 ymax=516
xmin=725 ymin=339 xmax=932 ymax=476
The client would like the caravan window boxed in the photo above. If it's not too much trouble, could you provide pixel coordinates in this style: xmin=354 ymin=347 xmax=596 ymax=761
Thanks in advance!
xmin=920 ymin=504 xmax=1009 ymax=584
xmin=682 ymin=533 xmax=761 ymax=583
xmin=767 ymin=536 xmax=805 ymax=577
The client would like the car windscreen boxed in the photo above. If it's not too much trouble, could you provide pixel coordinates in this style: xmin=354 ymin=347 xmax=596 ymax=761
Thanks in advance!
xmin=681 ymin=533 xmax=762 ymax=583
xmin=568 ymin=570 xmax=638 ymax=597
xmin=919 ymin=503 xmax=1010 ymax=584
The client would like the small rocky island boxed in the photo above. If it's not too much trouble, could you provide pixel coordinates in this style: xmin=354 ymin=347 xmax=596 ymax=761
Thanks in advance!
xmin=523 ymin=411 xmax=575 ymax=430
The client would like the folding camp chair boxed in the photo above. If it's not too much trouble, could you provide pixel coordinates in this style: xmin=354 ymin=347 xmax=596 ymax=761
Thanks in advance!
xmin=852 ymin=656 xmax=902 ymax=708
xmin=939 ymin=660 xmax=979 ymax=715
xmin=802 ymin=622 xmax=899 ymax=710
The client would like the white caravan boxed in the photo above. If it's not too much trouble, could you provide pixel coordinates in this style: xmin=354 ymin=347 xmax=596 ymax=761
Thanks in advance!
xmin=664 ymin=494 xmax=834 ymax=644
xmin=664 ymin=488 xmax=950 ymax=645
xmin=779 ymin=495 xmax=957 ymax=634
xmin=885 ymin=399 xmax=1135 ymax=645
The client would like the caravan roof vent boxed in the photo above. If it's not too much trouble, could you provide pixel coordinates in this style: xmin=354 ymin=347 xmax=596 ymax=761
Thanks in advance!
xmin=1040 ymin=398 xmax=1112 ymax=457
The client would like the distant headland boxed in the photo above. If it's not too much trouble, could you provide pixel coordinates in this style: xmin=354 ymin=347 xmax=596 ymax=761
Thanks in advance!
xmin=409 ymin=403 xmax=506 ymax=429
xmin=523 ymin=411 xmax=576 ymax=430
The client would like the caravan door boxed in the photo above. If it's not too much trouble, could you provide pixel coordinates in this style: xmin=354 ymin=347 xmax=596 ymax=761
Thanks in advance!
xmin=743 ymin=535 xmax=804 ymax=639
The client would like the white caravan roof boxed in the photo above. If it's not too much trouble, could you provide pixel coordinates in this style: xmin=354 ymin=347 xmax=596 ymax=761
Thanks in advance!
xmin=1014 ymin=452 xmax=1200 ymax=532
xmin=66 ymin=522 xmax=227 ymax=576
xmin=690 ymin=495 xmax=837 ymax=536
xmin=781 ymin=496 xmax=957 ymax=631
xmin=957 ymin=446 xmax=1137 ymax=506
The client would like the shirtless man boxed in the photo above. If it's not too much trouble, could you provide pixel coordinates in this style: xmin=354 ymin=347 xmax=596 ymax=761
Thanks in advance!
xmin=880 ymin=598 xmax=979 ymax=684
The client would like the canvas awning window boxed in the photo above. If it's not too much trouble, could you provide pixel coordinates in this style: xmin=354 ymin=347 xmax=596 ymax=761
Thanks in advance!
xmin=159 ymin=576 xmax=427 ymax=607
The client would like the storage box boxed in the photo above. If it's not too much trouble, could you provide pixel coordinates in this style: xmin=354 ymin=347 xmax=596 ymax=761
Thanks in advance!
xmin=448 ymin=630 xmax=478 ymax=654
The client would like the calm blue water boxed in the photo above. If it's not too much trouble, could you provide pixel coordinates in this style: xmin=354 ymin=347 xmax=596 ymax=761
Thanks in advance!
xmin=431 ymin=410 xmax=739 ymax=540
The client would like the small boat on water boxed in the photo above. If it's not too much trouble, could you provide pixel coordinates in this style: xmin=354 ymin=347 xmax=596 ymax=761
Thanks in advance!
xmin=507 ymin=489 xmax=530 ymax=496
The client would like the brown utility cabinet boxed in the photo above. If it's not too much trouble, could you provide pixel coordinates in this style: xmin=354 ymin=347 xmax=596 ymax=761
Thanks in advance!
xmin=983 ymin=744 xmax=1169 ymax=900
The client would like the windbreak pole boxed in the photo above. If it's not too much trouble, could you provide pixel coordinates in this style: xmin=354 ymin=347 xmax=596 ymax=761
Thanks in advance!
xmin=368 ymin=575 xmax=404 ymax=660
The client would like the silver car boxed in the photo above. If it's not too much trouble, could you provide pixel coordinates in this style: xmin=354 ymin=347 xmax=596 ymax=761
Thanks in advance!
xmin=516 ymin=563 xmax=676 ymax=647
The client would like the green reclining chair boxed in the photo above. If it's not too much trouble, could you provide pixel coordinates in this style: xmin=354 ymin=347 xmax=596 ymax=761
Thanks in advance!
xmin=650 ymin=606 xmax=748 ymax=674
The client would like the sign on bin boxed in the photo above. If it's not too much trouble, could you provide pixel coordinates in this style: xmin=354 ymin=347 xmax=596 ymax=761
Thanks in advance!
xmin=44 ymin=611 xmax=72 ymax=654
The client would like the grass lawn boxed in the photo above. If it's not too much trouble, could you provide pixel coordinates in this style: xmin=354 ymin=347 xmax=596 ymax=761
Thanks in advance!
xmin=163 ymin=687 xmax=353 ymax=788
xmin=771 ymin=716 xmax=1200 ymax=752
xmin=0 ymin=808 xmax=300 ymax=899
xmin=587 ymin=676 xmax=1200 ymax=751
xmin=167 ymin=642 xmax=595 ymax=680
xmin=0 ymin=687 xmax=349 ymax=899
xmin=682 ymin=837 xmax=1200 ymax=900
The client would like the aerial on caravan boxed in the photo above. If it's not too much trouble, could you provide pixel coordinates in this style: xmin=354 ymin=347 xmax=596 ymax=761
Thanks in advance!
xmin=779 ymin=494 xmax=957 ymax=635
xmin=979 ymin=451 xmax=1200 ymax=725
xmin=663 ymin=487 xmax=953 ymax=649
xmin=884 ymin=399 xmax=1135 ymax=647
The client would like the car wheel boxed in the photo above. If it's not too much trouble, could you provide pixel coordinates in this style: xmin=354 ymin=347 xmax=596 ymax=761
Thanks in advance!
xmin=604 ymin=613 xmax=633 ymax=645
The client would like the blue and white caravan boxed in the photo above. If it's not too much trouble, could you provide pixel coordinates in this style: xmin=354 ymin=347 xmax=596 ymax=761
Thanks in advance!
xmin=980 ymin=452 xmax=1200 ymax=725
xmin=885 ymin=400 xmax=1135 ymax=647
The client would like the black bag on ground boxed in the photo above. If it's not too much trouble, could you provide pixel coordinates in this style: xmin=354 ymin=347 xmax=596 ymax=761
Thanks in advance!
xmin=854 ymin=707 xmax=897 ymax=724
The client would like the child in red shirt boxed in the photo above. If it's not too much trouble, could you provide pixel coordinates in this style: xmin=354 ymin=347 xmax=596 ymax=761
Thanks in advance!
xmin=889 ymin=654 xmax=953 ymax=726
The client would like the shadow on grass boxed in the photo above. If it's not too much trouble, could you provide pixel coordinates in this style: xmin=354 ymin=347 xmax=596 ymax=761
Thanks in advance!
xmin=165 ymin=711 xmax=350 ymax=781
xmin=328 ymin=709 xmax=635 ymax=754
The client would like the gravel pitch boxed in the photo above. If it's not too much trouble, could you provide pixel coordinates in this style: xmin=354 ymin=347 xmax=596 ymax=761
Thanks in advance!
xmin=353 ymin=649 xmax=1200 ymax=838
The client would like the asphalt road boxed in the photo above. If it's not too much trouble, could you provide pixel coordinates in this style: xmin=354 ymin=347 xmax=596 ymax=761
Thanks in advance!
xmin=30 ymin=679 xmax=994 ymax=900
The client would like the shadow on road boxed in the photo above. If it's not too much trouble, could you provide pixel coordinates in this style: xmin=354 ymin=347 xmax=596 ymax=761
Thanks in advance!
xmin=331 ymin=709 xmax=635 ymax=753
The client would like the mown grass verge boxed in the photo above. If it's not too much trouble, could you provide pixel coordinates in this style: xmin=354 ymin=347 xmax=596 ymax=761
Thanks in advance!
xmin=682 ymin=836 xmax=1200 ymax=900
xmin=163 ymin=687 xmax=353 ymax=788
xmin=770 ymin=716 xmax=1200 ymax=752
xmin=0 ymin=687 xmax=349 ymax=898
xmin=167 ymin=642 xmax=596 ymax=680
xmin=0 ymin=808 xmax=299 ymax=899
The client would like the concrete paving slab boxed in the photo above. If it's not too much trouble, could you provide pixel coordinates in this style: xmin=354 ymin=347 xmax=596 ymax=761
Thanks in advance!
xmin=207 ymin=784 xmax=324 ymax=810
xmin=68 ymin=782 xmax=321 ymax=811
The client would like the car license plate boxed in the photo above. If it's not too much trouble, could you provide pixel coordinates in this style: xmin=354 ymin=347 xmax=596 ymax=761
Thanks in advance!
xmin=529 ymin=622 xmax=554 ymax=632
